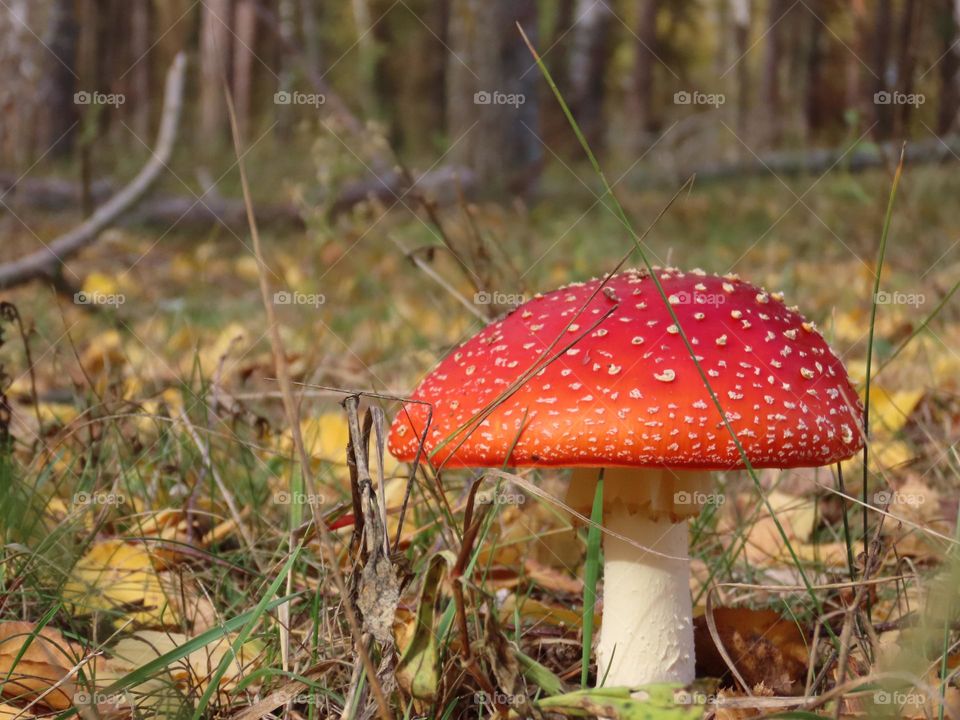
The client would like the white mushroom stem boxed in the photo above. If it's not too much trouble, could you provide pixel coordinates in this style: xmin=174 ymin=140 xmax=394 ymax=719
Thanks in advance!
xmin=598 ymin=506 xmax=693 ymax=685
xmin=568 ymin=468 xmax=713 ymax=687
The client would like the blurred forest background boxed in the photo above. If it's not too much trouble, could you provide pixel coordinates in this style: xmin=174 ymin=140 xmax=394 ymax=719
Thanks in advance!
xmin=4 ymin=0 xmax=960 ymax=199
xmin=2 ymin=2 xmax=960 ymax=717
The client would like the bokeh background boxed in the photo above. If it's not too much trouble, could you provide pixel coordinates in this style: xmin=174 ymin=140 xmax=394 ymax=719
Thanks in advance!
xmin=1 ymin=2 xmax=960 ymax=717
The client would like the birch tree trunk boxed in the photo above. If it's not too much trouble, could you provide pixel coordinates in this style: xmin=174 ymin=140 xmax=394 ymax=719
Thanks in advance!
xmin=39 ymin=0 xmax=80 ymax=158
xmin=446 ymin=0 xmax=541 ymax=199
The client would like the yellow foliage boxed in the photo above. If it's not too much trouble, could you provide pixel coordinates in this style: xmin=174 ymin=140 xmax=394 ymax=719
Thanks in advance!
xmin=63 ymin=540 xmax=177 ymax=627
xmin=80 ymin=329 xmax=126 ymax=377
xmin=81 ymin=271 xmax=121 ymax=297
xmin=279 ymin=412 xmax=402 ymax=478
xmin=109 ymin=630 xmax=263 ymax=695
xmin=865 ymin=385 xmax=924 ymax=435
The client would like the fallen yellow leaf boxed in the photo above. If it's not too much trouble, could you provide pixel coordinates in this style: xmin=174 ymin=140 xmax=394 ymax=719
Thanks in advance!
xmin=866 ymin=386 xmax=924 ymax=435
xmin=63 ymin=540 xmax=177 ymax=627
xmin=0 ymin=622 xmax=84 ymax=710
xmin=110 ymin=630 xmax=263 ymax=695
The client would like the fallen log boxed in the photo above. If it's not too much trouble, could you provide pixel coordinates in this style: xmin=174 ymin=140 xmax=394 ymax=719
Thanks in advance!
xmin=0 ymin=165 xmax=476 ymax=234
xmin=658 ymin=134 xmax=960 ymax=185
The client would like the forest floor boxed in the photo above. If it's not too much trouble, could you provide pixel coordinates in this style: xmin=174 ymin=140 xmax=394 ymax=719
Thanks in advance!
xmin=1 ymin=155 xmax=959 ymax=718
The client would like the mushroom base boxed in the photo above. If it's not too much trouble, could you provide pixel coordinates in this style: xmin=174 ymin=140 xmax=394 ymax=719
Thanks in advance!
xmin=568 ymin=468 xmax=711 ymax=687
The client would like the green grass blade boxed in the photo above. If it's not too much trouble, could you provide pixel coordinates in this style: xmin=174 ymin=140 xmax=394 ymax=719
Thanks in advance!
xmin=581 ymin=469 xmax=604 ymax=687
xmin=861 ymin=147 xmax=905 ymax=609
xmin=870 ymin=275 xmax=960 ymax=381
xmin=98 ymin=591 xmax=302 ymax=697
xmin=191 ymin=544 xmax=305 ymax=719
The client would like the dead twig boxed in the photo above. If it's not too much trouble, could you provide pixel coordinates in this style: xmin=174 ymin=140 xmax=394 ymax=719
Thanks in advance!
xmin=0 ymin=53 xmax=187 ymax=289
xmin=222 ymin=80 xmax=394 ymax=720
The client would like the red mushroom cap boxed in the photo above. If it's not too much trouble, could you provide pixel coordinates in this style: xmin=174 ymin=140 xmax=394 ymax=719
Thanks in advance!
xmin=389 ymin=267 xmax=864 ymax=469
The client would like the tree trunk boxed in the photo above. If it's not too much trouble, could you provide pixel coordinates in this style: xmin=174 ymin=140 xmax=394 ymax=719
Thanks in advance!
xmin=129 ymin=0 xmax=152 ymax=139
xmin=567 ymin=0 xmax=613 ymax=153
xmin=299 ymin=0 xmax=322 ymax=76
xmin=38 ymin=0 xmax=80 ymax=158
xmin=870 ymin=0 xmax=893 ymax=138
xmin=539 ymin=0 xmax=575 ymax=152
xmin=200 ymin=0 xmax=232 ymax=151
xmin=892 ymin=0 xmax=919 ymax=137
xmin=760 ymin=0 xmax=786 ymax=147
xmin=731 ymin=0 xmax=751 ymax=142
xmin=275 ymin=0 xmax=297 ymax=137
xmin=446 ymin=0 xmax=541 ymax=199
xmin=351 ymin=0 xmax=378 ymax=118
xmin=631 ymin=0 xmax=660 ymax=151
xmin=233 ymin=0 xmax=258 ymax=140
xmin=937 ymin=0 xmax=960 ymax=133
xmin=803 ymin=0 xmax=824 ymax=140
xmin=846 ymin=0 xmax=869 ymax=135
xmin=373 ymin=0 xmax=447 ymax=157
xmin=1 ymin=0 xmax=40 ymax=165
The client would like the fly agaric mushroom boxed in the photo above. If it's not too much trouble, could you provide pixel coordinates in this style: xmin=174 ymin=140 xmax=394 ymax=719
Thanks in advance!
xmin=388 ymin=267 xmax=863 ymax=687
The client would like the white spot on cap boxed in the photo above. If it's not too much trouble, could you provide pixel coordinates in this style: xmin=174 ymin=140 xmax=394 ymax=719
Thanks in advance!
xmin=841 ymin=424 xmax=854 ymax=444
xmin=654 ymin=369 xmax=676 ymax=382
